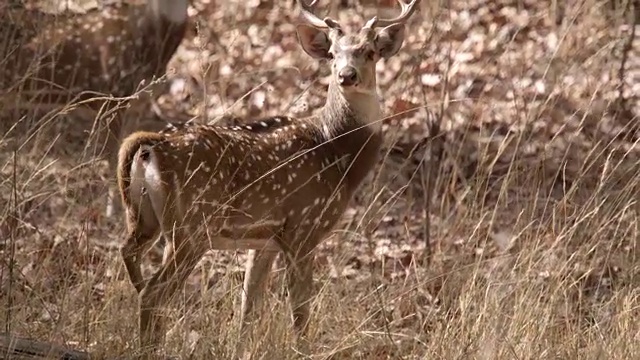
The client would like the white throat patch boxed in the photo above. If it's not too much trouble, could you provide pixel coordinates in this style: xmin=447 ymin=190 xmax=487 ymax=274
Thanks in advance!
xmin=149 ymin=0 xmax=188 ymax=24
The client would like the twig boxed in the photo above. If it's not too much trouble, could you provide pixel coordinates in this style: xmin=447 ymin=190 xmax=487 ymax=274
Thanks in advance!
xmin=615 ymin=0 xmax=637 ymax=111
xmin=0 ymin=333 xmax=91 ymax=360
xmin=5 ymin=148 xmax=18 ymax=333
xmin=419 ymin=24 xmax=451 ymax=268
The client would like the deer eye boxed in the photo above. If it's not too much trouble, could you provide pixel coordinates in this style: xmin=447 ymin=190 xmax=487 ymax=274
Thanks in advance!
xmin=364 ymin=49 xmax=375 ymax=60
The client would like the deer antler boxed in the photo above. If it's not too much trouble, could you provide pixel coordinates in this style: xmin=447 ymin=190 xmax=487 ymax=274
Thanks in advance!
xmin=297 ymin=0 xmax=342 ymax=30
xmin=363 ymin=0 xmax=421 ymax=29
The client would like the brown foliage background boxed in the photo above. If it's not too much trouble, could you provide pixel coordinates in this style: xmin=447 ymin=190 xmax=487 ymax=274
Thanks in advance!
xmin=1 ymin=0 xmax=638 ymax=359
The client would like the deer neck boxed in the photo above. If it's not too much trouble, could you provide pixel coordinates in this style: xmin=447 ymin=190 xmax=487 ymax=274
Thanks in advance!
xmin=318 ymin=82 xmax=384 ymax=192
xmin=142 ymin=0 xmax=188 ymax=71
xmin=321 ymin=82 xmax=382 ymax=135
xmin=147 ymin=0 xmax=189 ymax=24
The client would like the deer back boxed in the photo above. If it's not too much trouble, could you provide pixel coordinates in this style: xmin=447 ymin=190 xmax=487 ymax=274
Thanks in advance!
xmin=120 ymin=114 xmax=378 ymax=241
xmin=1 ymin=2 xmax=188 ymax=106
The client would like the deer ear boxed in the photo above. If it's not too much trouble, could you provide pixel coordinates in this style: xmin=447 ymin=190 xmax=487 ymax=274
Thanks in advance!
xmin=374 ymin=23 xmax=405 ymax=59
xmin=296 ymin=24 xmax=332 ymax=59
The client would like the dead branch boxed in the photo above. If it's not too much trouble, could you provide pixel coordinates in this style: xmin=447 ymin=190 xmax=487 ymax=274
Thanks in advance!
xmin=0 ymin=333 xmax=91 ymax=360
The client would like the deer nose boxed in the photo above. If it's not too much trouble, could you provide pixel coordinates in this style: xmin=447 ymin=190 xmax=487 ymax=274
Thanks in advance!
xmin=338 ymin=67 xmax=358 ymax=86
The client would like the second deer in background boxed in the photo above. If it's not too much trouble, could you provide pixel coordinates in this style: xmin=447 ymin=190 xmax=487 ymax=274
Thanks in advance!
xmin=0 ymin=0 xmax=190 ymax=217
xmin=116 ymin=0 xmax=420 ymax=358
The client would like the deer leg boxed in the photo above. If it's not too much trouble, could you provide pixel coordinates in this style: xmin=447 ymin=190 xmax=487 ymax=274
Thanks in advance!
xmin=234 ymin=223 xmax=285 ymax=326
xmin=138 ymin=227 xmax=205 ymax=358
xmin=121 ymin=229 xmax=158 ymax=293
xmin=284 ymin=251 xmax=315 ymax=355
xmin=234 ymin=224 xmax=282 ymax=358
xmin=105 ymin=107 xmax=125 ymax=218
xmin=235 ymin=249 xmax=278 ymax=359
xmin=121 ymin=189 xmax=162 ymax=293
xmin=239 ymin=249 xmax=279 ymax=331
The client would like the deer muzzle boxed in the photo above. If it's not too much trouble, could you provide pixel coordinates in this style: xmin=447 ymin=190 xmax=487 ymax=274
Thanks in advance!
xmin=338 ymin=66 xmax=359 ymax=87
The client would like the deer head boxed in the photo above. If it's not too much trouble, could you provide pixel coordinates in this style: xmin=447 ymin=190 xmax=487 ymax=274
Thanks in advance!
xmin=296 ymin=0 xmax=420 ymax=96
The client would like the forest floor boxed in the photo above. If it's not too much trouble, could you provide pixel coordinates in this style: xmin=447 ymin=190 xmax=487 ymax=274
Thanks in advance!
xmin=1 ymin=0 xmax=638 ymax=359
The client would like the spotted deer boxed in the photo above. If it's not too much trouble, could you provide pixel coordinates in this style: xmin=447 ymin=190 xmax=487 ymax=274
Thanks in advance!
xmin=117 ymin=0 xmax=420 ymax=357
xmin=0 ymin=0 xmax=189 ymax=217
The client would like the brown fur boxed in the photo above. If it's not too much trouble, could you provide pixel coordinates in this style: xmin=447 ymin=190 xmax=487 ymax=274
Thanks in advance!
xmin=1 ymin=0 xmax=189 ymax=218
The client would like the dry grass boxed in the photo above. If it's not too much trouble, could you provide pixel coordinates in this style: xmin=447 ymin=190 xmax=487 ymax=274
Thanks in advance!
xmin=1 ymin=0 xmax=639 ymax=359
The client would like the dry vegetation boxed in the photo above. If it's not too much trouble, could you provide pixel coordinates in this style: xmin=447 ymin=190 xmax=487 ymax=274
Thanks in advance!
xmin=1 ymin=0 xmax=639 ymax=359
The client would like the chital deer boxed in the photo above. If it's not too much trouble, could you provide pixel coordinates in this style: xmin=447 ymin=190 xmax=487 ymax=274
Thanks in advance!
xmin=0 ymin=0 xmax=189 ymax=217
xmin=117 ymin=0 xmax=419 ymax=357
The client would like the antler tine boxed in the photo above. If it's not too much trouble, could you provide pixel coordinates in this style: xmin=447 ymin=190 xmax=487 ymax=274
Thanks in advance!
xmin=297 ymin=0 xmax=341 ymax=30
xmin=365 ymin=0 xmax=421 ymax=29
